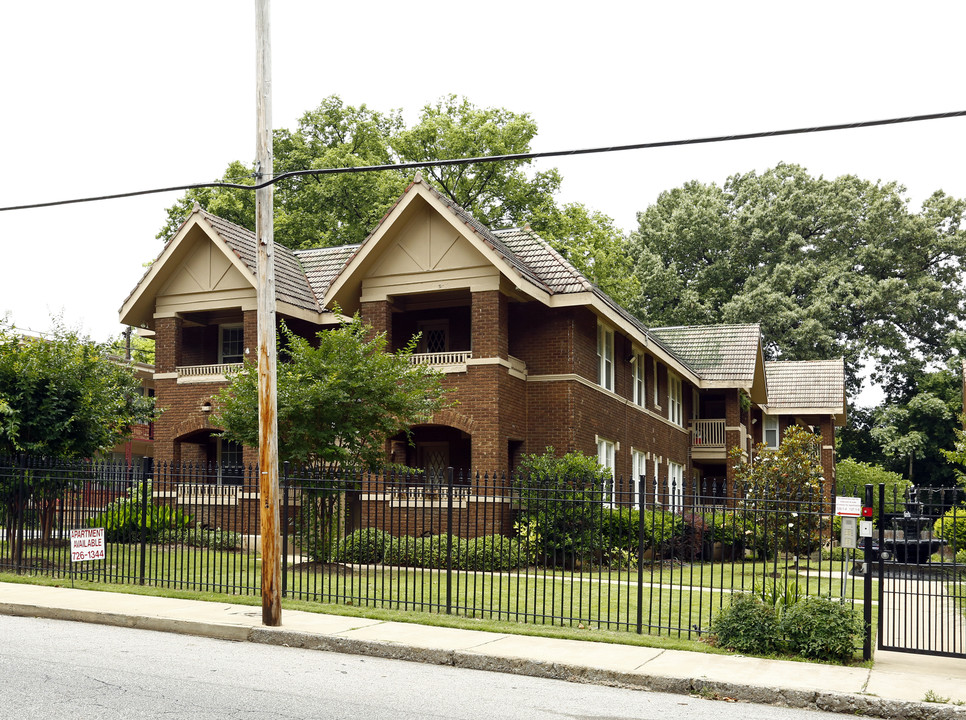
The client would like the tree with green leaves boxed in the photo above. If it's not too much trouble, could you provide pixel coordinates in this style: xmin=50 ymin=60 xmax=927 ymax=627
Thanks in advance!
xmin=158 ymin=95 xmax=637 ymax=305
xmin=870 ymin=363 xmax=961 ymax=485
xmin=731 ymin=425 xmax=826 ymax=556
xmin=0 ymin=319 xmax=155 ymax=555
xmin=630 ymin=163 xmax=966 ymax=398
xmin=214 ymin=315 xmax=448 ymax=468
xmin=108 ymin=329 xmax=156 ymax=365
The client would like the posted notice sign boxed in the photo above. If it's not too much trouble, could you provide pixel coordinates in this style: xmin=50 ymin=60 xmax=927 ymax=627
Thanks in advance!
xmin=70 ymin=528 xmax=105 ymax=562
xmin=835 ymin=496 xmax=863 ymax=517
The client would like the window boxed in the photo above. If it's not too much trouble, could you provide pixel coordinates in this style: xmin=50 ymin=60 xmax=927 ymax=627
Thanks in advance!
xmin=597 ymin=322 xmax=614 ymax=391
xmin=632 ymin=353 xmax=644 ymax=406
xmin=764 ymin=415 xmax=780 ymax=449
xmin=652 ymin=357 xmax=660 ymax=408
xmin=668 ymin=373 xmax=683 ymax=426
xmin=219 ymin=324 xmax=244 ymax=364
xmin=217 ymin=439 xmax=244 ymax=485
xmin=668 ymin=461 xmax=684 ymax=512
xmin=631 ymin=450 xmax=646 ymax=507
xmin=597 ymin=438 xmax=616 ymax=506
xmin=417 ymin=320 xmax=449 ymax=354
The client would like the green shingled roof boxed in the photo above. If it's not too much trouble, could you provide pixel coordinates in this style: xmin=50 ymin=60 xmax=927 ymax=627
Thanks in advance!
xmin=649 ymin=324 xmax=762 ymax=383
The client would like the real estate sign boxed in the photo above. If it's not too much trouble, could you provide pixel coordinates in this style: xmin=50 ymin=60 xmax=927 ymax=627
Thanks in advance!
xmin=70 ymin=528 xmax=105 ymax=562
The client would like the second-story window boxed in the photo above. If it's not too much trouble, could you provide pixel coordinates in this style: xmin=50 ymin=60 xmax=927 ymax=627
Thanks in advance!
xmin=417 ymin=320 xmax=449 ymax=354
xmin=632 ymin=353 xmax=644 ymax=406
xmin=219 ymin=324 xmax=244 ymax=364
xmin=764 ymin=415 xmax=780 ymax=449
xmin=597 ymin=322 xmax=614 ymax=391
xmin=668 ymin=373 xmax=683 ymax=426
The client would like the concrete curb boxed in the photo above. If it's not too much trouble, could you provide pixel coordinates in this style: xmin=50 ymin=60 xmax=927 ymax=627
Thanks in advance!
xmin=247 ymin=626 xmax=966 ymax=720
xmin=6 ymin=598 xmax=966 ymax=720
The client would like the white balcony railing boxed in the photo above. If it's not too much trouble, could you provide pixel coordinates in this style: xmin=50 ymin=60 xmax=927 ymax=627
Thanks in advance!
xmin=409 ymin=351 xmax=472 ymax=366
xmin=690 ymin=418 xmax=726 ymax=448
xmin=176 ymin=362 xmax=243 ymax=378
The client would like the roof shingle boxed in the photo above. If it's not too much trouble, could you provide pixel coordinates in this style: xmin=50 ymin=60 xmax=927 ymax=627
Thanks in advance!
xmin=764 ymin=359 xmax=845 ymax=411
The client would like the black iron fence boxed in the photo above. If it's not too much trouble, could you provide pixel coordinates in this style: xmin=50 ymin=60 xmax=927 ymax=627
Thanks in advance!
xmin=1 ymin=456 xmax=875 ymax=641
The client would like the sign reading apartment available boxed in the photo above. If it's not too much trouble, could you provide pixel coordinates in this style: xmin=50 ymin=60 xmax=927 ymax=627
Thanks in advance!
xmin=70 ymin=528 xmax=105 ymax=562
xmin=835 ymin=496 xmax=863 ymax=517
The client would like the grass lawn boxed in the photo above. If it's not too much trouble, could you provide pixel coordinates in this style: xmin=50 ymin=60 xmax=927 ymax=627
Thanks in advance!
xmin=0 ymin=539 xmax=877 ymax=660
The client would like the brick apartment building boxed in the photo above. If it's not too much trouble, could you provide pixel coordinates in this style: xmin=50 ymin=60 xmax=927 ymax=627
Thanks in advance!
xmin=119 ymin=175 xmax=845 ymax=511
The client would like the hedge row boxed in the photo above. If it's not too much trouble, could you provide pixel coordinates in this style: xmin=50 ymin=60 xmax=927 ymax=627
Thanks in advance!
xmin=331 ymin=528 xmax=533 ymax=571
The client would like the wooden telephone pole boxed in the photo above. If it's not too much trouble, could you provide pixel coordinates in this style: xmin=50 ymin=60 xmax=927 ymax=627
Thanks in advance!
xmin=255 ymin=0 xmax=281 ymax=626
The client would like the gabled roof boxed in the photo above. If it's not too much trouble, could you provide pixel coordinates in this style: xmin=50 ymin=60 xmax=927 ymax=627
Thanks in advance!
xmin=119 ymin=206 xmax=324 ymax=329
xmin=764 ymin=359 xmax=846 ymax=423
xmin=649 ymin=324 xmax=768 ymax=402
xmin=203 ymin=211 xmax=321 ymax=314
xmin=296 ymin=244 xmax=361 ymax=300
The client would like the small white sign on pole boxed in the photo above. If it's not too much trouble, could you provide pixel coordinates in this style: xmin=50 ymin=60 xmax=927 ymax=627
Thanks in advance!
xmin=835 ymin=496 xmax=863 ymax=517
xmin=70 ymin=528 xmax=105 ymax=562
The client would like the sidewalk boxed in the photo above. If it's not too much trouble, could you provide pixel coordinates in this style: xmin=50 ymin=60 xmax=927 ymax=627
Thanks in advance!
xmin=1 ymin=581 xmax=964 ymax=719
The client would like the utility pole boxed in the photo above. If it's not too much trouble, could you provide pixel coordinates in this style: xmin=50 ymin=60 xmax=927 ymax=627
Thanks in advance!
xmin=255 ymin=0 xmax=281 ymax=627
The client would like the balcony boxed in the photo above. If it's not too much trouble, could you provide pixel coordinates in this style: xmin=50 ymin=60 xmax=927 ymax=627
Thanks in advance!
xmin=690 ymin=419 xmax=727 ymax=459
xmin=410 ymin=351 xmax=472 ymax=366
xmin=176 ymin=363 xmax=243 ymax=384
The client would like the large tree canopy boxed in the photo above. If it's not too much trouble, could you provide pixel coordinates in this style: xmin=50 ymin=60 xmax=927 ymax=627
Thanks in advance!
xmin=159 ymin=95 xmax=637 ymax=305
xmin=629 ymin=163 xmax=966 ymax=397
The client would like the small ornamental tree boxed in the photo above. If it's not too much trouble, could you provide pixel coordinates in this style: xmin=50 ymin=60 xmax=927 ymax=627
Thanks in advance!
xmin=731 ymin=425 xmax=826 ymax=557
xmin=0 ymin=319 xmax=155 ymax=557
xmin=215 ymin=314 xmax=449 ymax=556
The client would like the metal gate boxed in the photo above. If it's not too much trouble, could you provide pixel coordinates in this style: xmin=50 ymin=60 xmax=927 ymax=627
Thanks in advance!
xmin=875 ymin=485 xmax=966 ymax=658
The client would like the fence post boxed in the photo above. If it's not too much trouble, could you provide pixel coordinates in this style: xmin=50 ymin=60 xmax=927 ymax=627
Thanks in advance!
xmin=281 ymin=462 xmax=289 ymax=597
xmin=862 ymin=483 xmax=874 ymax=661
xmin=139 ymin=460 xmax=149 ymax=585
xmin=636 ymin=474 xmax=645 ymax=634
xmin=446 ymin=466 xmax=454 ymax=615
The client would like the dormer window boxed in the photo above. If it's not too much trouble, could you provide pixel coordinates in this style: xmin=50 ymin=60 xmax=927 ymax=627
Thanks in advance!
xmin=219 ymin=324 xmax=244 ymax=364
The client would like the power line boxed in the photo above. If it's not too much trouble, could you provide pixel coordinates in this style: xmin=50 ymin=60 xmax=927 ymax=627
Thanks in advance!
xmin=2 ymin=109 xmax=965 ymax=213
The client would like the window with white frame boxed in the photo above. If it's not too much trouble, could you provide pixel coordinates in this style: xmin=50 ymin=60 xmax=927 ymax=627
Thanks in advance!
xmin=631 ymin=450 xmax=646 ymax=507
xmin=219 ymin=324 xmax=244 ymax=364
xmin=597 ymin=322 xmax=614 ymax=391
xmin=668 ymin=373 xmax=683 ymax=427
xmin=597 ymin=438 xmax=616 ymax=506
xmin=652 ymin=357 xmax=660 ymax=408
xmin=632 ymin=353 xmax=644 ymax=406
xmin=764 ymin=415 xmax=780 ymax=449
xmin=668 ymin=461 xmax=684 ymax=511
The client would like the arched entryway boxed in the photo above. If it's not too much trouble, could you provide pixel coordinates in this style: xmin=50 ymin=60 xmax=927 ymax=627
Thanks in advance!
xmin=390 ymin=425 xmax=471 ymax=479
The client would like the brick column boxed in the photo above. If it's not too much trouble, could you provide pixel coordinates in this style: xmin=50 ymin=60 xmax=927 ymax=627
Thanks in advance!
xmin=361 ymin=300 xmax=393 ymax=346
xmin=154 ymin=316 xmax=183 ymax=373
xmin=471 ymin=290 xmax=505 ymax=359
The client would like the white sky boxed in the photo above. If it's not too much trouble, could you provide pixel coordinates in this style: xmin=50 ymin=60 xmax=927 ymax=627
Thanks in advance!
xmin=2 ymin=0 xmax=965 ymax=361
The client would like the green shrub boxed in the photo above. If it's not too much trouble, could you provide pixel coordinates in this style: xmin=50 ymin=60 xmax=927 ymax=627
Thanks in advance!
xmin=513 ymin=448 xmax=610 ymax=563
xmin=88 ymin=481 xmax=191 ymax=543
xmin=708 ymin=593 xmax=783 ymax=655
xmin=781 ymin=596 xmax=862 ymax=663
xmin=836 ymin=459 xmax=911 ymax=527
xmin=383 ymin=534 xmax=453 ymax=568
xmin=599 ymin=508 xmax=639 ymax=549
xmin=459 ymin=535 xmax=525 ymax=571
xmin=334 ymin=527 xmax=390 ymax=564
xmin=158 ymin=527 xmax=242 ymax=551
xmin=933 ymin=504 xmax=966 ymax=553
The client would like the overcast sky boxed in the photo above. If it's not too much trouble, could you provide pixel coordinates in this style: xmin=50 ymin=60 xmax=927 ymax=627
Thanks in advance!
xmin=2 ymin=1 xmax=965 ymax=349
